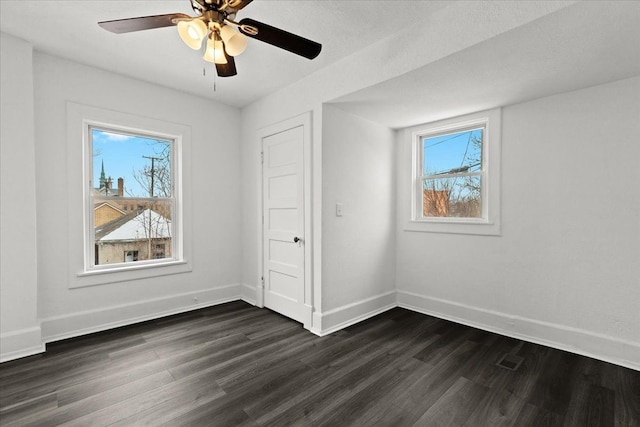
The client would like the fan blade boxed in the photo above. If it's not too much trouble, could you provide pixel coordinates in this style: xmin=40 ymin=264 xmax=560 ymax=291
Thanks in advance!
xmin=216 ymin=53 xmax=238 ymax=77
xmin=228 ymin=0 xmax=253 ymax=10
xmin=238 ymin=18 xmax=321 ymax=60
xmin=99 ymin=13 xmax=191 ymax=34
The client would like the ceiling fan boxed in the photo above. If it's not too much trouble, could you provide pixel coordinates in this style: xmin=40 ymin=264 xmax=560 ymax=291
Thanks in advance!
xmin=98 ymin=0 xmax=322 ymax=77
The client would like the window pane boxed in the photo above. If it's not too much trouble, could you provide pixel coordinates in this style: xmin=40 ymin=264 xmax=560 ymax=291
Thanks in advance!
xmin=423 ymin=128 xmax=483 ymax=176
xmin=92 ymin=128 xmax=173 ymax=266
xmin=92 ymin=129 xmax=172 ymax=198
xmin=422 ymin=175 xmax=481 ymax=218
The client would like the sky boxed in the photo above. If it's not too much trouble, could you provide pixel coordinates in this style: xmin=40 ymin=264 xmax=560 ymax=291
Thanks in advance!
xmin=422 ymin=128 xmax=483 ymax=176
xmin=92 ymin=129 xmax=170 ymax=198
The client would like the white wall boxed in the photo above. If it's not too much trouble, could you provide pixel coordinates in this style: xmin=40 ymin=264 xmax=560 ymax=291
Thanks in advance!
xmin=396 ymin=76 xmax=640 ymax=369
xmin=318 ymin=105 xmax=396 ymax=331
xmin=1 ymin=36 xmax=244 ymax=360
xmin=0 ymin=33 xmax=42 ymax=361
xmin=30 ymin=52 xmax=242 ymax=344
xmin=239 ymin=2 xmax=566 ymax=332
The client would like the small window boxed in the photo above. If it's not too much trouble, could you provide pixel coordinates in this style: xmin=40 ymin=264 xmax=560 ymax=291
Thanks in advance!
xmin=405 ymin=108 xmax=501 ymax=235
xmin=125 ymin=250 xmax=139 ymax=262
xmin=420 ymin=127 xmax=483 ymax=219
xmin=153 ymin=244 xmax=166 ymax=259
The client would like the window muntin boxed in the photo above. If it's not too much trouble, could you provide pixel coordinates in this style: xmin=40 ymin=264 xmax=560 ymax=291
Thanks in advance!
xmin=87 ymin=126 xmax=178 ymax=270
xmin=419 ymin=127 xmax=484 ymax=219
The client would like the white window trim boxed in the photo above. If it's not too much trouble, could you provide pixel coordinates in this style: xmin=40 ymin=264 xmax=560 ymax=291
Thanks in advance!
xmin=66 ymin=103 xmax=192 ymax=288
xmin=402 ymin=108 xmax=501 ymax=236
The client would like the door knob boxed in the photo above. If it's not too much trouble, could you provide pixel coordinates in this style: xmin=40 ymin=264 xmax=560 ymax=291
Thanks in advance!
xmin=293 ymin=236 xmax=302 ymax=243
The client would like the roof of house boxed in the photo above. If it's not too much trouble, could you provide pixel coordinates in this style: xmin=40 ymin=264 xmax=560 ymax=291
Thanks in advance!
xmin=93 ymin=187 xmax=123 ymax=197
xmin=95 ymin=209 xmax=171 ymax=242
xmin=94 ymin=200 xmax=126 ymax=215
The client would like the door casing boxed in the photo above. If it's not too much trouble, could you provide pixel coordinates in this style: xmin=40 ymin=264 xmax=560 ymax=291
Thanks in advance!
xmin=256 ymin=112 xmax=313 ymax=330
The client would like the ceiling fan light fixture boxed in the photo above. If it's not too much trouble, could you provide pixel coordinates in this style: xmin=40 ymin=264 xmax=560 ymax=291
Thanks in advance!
xmin=98 ymin=0 xmax=323 ymax=78
xmin=177 ymin=19 xmax=207 ymax=49
xmin=220 ymin=25 xmax=247 ymax=56
xmin=203 ymin=37 xmax=228 ymax=64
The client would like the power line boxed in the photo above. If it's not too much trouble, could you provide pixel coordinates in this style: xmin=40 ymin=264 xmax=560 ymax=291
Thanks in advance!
xmin=424 ymin=131 xmax=469 ymax=149
xmin=431 ymin=162 xmax=481 ymax=176
xmin=459 ymin=131 xmax=473 ymax=170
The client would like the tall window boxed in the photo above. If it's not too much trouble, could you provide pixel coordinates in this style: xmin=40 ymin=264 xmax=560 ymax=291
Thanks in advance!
xmin=87 ymin=126 xmax=179 ymax=270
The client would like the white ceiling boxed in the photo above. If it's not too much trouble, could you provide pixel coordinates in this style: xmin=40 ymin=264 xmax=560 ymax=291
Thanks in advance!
xmin=2 ymin=1 xmax=639 ymax=123
xmin=0 ymin=0 xmax=451 ymax=108
xmin=329 ymin=1 xmax=640 ymax=128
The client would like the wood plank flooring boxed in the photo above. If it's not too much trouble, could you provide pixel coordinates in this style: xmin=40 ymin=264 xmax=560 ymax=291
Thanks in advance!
xmin=1 ymin=301 xmax=638 ymax=426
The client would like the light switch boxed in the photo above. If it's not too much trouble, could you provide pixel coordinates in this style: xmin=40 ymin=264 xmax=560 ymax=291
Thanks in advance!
xmin=336 ymin=203 xmax=343 ymax=217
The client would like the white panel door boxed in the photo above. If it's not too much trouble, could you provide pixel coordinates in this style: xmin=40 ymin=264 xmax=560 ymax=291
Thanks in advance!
xmin=262 ymin=125 xmax=307 ymax=325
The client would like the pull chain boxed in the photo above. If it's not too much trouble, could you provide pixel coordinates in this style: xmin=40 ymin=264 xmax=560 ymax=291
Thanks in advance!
xmin=203 ymin=64 xmax=217 ymax=93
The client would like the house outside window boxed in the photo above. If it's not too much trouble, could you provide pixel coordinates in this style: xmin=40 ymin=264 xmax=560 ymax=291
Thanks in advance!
xmin=404 ymin=108 xmax=501 ymax=236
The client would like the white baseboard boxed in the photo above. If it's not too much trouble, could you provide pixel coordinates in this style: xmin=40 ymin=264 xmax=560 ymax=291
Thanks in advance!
xmin=0 ymin=326 xmax=45 ymax=363
xmin=397 ymin=290 xmax=640 ymax=371
xmin=5 ymin=286 xmax=638 ymax=372
xmin=309 ymin=291 xmax=397 ymax=336
xmin=40 ymin=284 xmax=242 ymax=344
xmin=240 ymin=283 xmax=257 ymax=306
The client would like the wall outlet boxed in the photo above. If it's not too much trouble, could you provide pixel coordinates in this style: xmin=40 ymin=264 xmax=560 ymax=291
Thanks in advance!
xmin=336 ymin=203 xmax=343 ymax=217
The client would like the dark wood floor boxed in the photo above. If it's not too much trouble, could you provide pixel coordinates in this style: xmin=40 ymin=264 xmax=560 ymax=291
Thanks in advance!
xmin=1 ymin=301 xmax=638 ymax=426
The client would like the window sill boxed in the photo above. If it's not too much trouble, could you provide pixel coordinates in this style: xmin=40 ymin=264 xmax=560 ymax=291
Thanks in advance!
xmin=404 ymin=219 xmax=501 ymax=236
xmin=72 ymin=260 xmax=192 ymax=288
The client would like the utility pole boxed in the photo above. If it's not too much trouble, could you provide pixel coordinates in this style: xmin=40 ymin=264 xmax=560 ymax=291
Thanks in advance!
xmin=142 ymin=155 xmax=162 ymax=260
xmin=142 ymin=155 xmax=162 ymax=197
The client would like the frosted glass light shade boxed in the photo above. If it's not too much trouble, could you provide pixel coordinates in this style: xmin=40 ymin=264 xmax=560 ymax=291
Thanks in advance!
xmin=220 ymin=25 xmax=247 ymax=56
xmin=203 ymin=38 xmax=227 ymax=64
xmin=177 ymin=19 xmax=207 ymax=50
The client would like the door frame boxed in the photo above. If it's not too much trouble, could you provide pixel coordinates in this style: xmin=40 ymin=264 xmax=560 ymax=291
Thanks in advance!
xmin=256 ymin=112 xmax=313 ymax=329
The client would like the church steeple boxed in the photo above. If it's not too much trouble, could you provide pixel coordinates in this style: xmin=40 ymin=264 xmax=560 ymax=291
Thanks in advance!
xmin=99 ymin=159 xmax=106 ymax=189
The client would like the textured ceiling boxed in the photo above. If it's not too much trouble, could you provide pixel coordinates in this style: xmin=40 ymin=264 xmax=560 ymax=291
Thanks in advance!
xmin=3 ymin=1 xmax=638 ymax=122
xmin=329 ymin=1 xmax=640 ymax=128
xmin=0 ymin=0 xmax=451 ymax=108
